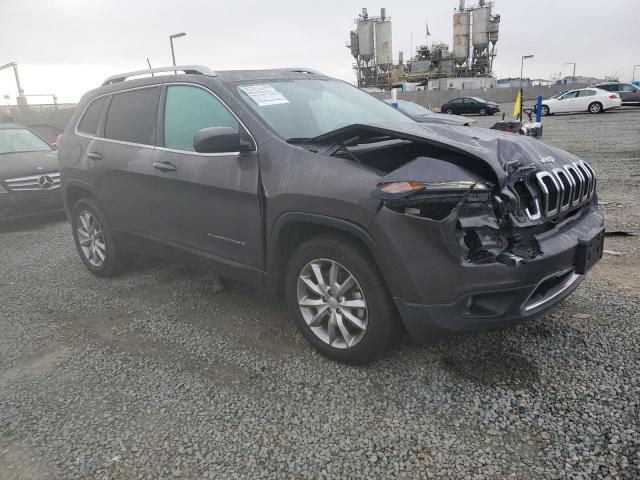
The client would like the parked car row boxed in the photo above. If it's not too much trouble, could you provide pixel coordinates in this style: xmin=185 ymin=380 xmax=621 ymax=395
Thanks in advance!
xmin=46 ymin=65 xmax=604 ymax=364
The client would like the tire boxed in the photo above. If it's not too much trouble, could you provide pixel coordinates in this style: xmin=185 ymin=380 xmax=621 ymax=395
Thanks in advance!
xmin=479 ymin=108 xmax=487 ymax=116
xmin=445 ymin=108 xmax=454 ymax=115
xmin=285 ymin=233 xmax=400 ymax=365
xmin=541 ymin=105 xmax=550 ymax=116
xmin=71 ymin=198 xmax=125 ymax=277
xmin=588 ymin=102 xmax=603 ymax=114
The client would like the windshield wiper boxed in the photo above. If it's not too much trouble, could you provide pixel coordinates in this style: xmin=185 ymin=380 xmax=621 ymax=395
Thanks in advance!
xmin=286 ymin=137 xmax=312 ymax=144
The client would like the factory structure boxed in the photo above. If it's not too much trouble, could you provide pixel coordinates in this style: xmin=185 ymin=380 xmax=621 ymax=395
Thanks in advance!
xmin=346 ymin=1 xmax=500 ymax=90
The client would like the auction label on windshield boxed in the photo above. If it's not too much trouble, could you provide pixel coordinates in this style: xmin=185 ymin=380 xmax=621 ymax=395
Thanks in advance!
xmin=239 ymin=84 xmax=289 ymax=107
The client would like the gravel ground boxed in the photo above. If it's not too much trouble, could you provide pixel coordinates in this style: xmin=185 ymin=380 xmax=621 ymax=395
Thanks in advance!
xmin=1 ymin=106 xmax=639 ymax=479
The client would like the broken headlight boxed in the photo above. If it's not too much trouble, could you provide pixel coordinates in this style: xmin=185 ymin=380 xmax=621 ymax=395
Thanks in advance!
xmin=373 ymin=181 xmax=492 ymax=221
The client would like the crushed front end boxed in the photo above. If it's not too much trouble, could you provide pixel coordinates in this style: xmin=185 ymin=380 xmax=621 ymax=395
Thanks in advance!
xmin=369 ymin=152 xmax=604 ymax=341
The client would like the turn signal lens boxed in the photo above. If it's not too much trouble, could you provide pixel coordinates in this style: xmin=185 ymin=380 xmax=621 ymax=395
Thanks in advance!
xmin=377 ymin=181 xmax=425 ymax=194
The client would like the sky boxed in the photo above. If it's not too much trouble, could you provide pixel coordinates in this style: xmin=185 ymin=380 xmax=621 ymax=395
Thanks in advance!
xmin=1 ymin=0 xmax=639 ymax=104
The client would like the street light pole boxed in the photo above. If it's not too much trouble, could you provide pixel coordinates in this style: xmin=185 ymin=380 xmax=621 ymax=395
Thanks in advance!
xmin=564 ymin=62 xmax=576 ymax=84
xmin=169 ymin=32 xmax=187 ymax=67
xmin=520 ymin=55 xmax=534 ymax=123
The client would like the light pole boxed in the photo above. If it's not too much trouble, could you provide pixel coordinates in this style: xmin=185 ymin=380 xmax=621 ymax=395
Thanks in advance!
xmin=564 ymin=62 xmax=576 ymax=84
xmin=169 ymin=32 xmax=187 ymax=67
xmin=520 ymin=55 xmax=534 ymax=123
xmin=633 ymin=65 xmax=640 ymax=81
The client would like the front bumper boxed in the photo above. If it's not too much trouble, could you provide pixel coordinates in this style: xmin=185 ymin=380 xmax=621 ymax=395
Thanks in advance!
xmin=369 ymin=203 xmax=604 ymax=342
xmin=0 ymin=189 xmax=63 ymax=221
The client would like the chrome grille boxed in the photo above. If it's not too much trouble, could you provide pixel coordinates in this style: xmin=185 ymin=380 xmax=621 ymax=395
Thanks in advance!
xmin=4 ymin=172 xmax=61 ymax=192
xmin=521 ymin=161 xmax=595 ymax=221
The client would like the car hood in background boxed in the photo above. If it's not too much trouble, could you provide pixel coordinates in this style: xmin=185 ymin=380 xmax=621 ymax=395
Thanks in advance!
xmin=0 ymin=150 xmax=59 ymax=180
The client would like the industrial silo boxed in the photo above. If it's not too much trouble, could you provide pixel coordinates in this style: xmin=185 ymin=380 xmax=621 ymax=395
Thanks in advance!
xmin=453 ymin=10 xmax=470 ymax=66
xmin=472 ymin=5 xmax=491 ymax=51
xmin=375 ymin=9 xmax=393 ymax=66
xmin=356 ymin=10 xmax=375 ymax=61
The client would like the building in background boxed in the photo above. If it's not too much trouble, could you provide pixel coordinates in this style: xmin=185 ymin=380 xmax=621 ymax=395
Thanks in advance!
xmin=346 ymin=1 xmax=500 ymax=91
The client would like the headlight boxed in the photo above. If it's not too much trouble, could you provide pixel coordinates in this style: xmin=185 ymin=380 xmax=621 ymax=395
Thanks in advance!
xmin=378 ymin=180 xmax=489 ymax=194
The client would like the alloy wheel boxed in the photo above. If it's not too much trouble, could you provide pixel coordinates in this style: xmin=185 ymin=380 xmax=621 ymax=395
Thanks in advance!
xmin=76 ymin=210 xmax=106 ymax=267
xmin=296 ymin=259 xmax=368 ymax=349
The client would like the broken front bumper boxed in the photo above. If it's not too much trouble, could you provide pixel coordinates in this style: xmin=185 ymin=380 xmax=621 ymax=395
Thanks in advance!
xmin=369 ymin=204 xmax=604 ymax=341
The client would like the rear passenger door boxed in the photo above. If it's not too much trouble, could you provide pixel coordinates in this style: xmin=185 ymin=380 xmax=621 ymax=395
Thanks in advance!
xmin=90 ymin=86 xmax=164 ymax=243
xmin=151 ymin=84 xmax=263 ymax=271
xmin=576 ymin=89 xmax=596 ymax=111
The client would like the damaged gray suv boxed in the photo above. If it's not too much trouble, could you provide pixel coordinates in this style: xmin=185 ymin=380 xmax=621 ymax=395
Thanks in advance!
xmin=59 ymin=66 xmax=604 ymax=364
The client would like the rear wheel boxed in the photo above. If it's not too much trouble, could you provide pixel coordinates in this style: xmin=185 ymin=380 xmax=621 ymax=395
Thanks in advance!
xmin=445 ymin=108 xmax=454 ymax=114
xmin=588 ymin=102 xmax=603 ymax=114
xmin=285 ymin=234 xmax=399 ymax=365
xmin=71 ymin=198 xmax=125 ymax=276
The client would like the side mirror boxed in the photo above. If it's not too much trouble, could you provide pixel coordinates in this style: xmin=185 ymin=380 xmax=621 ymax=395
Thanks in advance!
xmin=193 ymin=127 xmax=253 ymax=154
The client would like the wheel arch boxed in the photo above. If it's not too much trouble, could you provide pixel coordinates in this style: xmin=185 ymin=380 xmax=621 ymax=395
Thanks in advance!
xmin=266 ymin=213 xmax=402 ymax=299
xmin=63 ymin=180 xmax=95 ymax=218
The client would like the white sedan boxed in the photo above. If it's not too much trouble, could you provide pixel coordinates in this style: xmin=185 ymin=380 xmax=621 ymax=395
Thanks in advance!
xmin=540 ymin=88 xmax=622 ymax=115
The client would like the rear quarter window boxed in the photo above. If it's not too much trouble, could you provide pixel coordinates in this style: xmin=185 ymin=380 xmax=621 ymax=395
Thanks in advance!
xmin=104 ymin=87 xmax=160 ymax=145
xmin=77 ymin=96 xmax=108 ymax=135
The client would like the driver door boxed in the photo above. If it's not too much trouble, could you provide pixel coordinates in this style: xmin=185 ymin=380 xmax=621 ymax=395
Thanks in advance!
xmin=555 ymin=91 xmax=580 ymax=112
xmin=150 ymin=84 xmax=263 ymax=271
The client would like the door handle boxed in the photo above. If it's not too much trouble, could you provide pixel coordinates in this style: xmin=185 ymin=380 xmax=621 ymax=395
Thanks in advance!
xmin=87 ymin=151 xmax=102 ymax=160
xmin=152 ymin=161 xmax=177 ymax=172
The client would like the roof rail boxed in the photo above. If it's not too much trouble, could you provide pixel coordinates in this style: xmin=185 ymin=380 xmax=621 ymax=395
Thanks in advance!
xmin=102 ymin=65 xmax=217 ymax=86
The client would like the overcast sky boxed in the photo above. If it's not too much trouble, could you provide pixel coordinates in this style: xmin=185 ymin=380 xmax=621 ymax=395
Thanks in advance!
xmin=1 ymin=0 xmax=638 ymax=103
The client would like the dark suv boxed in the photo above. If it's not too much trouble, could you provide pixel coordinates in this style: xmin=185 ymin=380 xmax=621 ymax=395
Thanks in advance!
xmin=60 ymin=65 xmax=604 ymax=364
xmin=593 ymin=82 xmax=640 ymax=105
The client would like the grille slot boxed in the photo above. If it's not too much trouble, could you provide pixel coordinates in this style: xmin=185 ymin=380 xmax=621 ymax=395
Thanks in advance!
xmin=524 ymin=162 xmax=596 ymax=220
xmin=4 ymin=172 xmax=61 ymax=192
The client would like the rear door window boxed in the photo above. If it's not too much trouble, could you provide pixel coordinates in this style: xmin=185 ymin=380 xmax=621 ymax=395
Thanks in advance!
xmin=77 ymin=96 xmax=108 ymax=135
xmin=163 ymin=85 xmax=239 ymax=152
xmin=104 ymin=87 xmax=160 ymax=145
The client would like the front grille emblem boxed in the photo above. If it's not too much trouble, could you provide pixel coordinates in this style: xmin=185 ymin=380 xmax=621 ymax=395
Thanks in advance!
xmin=38 ymin=175 xmax=54 ymax=190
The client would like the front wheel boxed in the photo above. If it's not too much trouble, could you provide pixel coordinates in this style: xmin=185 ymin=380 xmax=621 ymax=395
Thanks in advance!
xmin=541 ymin=105 xmax=550 ymax=116
xmin=285 ymin=234 xmax=399 ymax=365
xmin=588 ymin=102 xmax=603 ymax=114
xmin=479 ymin=108 xmax=488 ymax=116
xmin=445 ymin=108 xmax=454 ymax=115
xmin=71 ymin=198 xmax=125 ymax=276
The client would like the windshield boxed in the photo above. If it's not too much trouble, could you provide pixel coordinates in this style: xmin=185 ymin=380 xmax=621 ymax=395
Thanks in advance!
xmin=396 ymin=100 xmax=434 ymax=116
xmin=0 ymin=128 xmax=51 ymax=155
xmin=235 ymin=79 xmax=414 ymax=140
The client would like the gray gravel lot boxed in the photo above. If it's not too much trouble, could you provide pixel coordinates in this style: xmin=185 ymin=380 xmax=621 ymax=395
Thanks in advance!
xmin=1 ymin=105 xmax=639 ymax=479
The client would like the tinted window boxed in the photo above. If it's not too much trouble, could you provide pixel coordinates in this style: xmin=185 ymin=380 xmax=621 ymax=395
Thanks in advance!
xmin=104 ymin=87 xmax=160 ymax=145
xmin=449 ymin=99 xmax=462 ymax=104
xmin=579 ymin=90 xmax=596 ymax=97
xmin=77 ymin=96 xmax=107 ymax=135
xmin=597 ymin=85 xmax=614 ymax=92
xmin=164 ymin=85 xmax=239 ymax=151
xmin=620 ymin=84 xmax=636 ymax=92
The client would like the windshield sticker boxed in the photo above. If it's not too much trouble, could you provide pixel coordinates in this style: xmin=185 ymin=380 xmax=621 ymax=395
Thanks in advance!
xmin=239 ymin=84 xmax=289 ymax=107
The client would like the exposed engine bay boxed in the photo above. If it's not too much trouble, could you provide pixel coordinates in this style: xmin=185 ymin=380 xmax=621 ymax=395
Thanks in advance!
xmin=293 ymin=123 xmax=598 ymax=268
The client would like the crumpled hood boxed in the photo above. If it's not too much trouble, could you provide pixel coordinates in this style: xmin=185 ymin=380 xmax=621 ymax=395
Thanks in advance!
xmin=0 ymin=150 xmax=59 ymax=181
xmin=315 ymin=122 xmax=585 ymax=187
